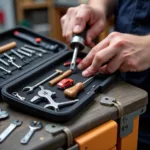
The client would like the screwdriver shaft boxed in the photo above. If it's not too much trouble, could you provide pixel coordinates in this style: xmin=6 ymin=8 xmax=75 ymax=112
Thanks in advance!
xmin=70 ymin=46 xmax=79 ymax=71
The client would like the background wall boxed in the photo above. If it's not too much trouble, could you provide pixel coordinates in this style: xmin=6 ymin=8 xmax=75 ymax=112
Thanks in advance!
xmin=0 ymin=0 xmax=15 ymax=32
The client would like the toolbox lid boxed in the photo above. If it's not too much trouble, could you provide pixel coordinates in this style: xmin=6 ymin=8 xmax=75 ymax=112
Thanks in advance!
xmin=0 ymin=26 xmax=68 ymax=96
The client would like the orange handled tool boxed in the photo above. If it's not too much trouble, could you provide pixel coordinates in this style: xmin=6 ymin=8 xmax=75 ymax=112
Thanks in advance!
xmin=64 ymin=74 xmax=97 ymax=98
xmin=0 ymin=42 xmax=17 ymax=54
xmin=49 ymin=69 xmax=72 ymax=86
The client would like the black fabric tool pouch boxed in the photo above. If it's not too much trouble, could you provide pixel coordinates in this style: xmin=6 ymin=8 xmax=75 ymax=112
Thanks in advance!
xmin=1 ymin=26 xmax=116 ymax=122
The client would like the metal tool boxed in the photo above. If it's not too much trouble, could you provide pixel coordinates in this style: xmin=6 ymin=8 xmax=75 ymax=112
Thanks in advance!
xmin=70 ymin=25 xmax=88 ymax=71
xmin=17 ymin=49 xmax=32 ymax=57
xmin=0 ymin=42 xmax=16 ymax=54
xmin=0 ymin=66 xmax=12 ymax=74
xmin=64 ymin=73 xmax=99 ymax=98
xmin=0 ymin=108 xmax=9 ymax=120
xmin=3 ymin=53 xmax=15 ymax=61
xmin=31 ymin=86 xmax=79 ymax=111
xmin=21 ymin=47 xmax=36 ymax=54
xmin=23 ymin=69 xmax=63 ymax=93
xmin=8 ymin=59 xmax=22 ymax=69
xmin=14 ymin=31 xmax=58 ymax=52
xmin=24 ymin=44 xmax=48 ymax=53
xmin=11 ymin=49 xmax=24 ymax=59
xmin=49 ymin=69 xmax=72 ymax=86
xmin=20 ymin=121 xmax=42 ymax=144
xmin=21 ymin=47 xmax=43 ymax=57
xmin=0 ymin=120 xmax=22 ymax=143
xmin=0 ymin=58 xmax=9 ymax=66
xmin=12 ymin=92 xmax=25 ymax=101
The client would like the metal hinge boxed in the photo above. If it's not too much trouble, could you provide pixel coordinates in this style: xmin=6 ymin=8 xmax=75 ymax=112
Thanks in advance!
xmin=100 ymin=96 xmax=147 ymax=138
xmin=67 ymin=144 xmax=79 ymax=150
xmin=119 ymin=106 xmax=146 ymax=138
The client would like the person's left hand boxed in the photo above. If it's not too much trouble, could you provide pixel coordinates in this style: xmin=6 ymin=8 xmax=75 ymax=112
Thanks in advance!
xmin=78 ymin=32 xmax=150 ymax=77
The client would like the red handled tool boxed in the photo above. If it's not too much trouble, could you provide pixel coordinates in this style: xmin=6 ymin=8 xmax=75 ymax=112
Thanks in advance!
xmin=14 ymin=31 xmax=58 ymax=52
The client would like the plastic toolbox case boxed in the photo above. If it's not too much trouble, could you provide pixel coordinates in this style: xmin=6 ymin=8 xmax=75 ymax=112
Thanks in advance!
xmin=1 ymin=27 xmax=116 ymax=122
xmin=0 ymin=26 xmax=67 ymax=97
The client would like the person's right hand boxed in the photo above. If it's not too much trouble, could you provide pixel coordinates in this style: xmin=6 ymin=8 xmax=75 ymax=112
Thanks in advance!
xmin=61 ymin=4 xmax=106 ymax=47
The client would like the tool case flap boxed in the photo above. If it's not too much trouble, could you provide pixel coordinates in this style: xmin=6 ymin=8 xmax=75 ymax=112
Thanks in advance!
xmin=0 ymin=26 xmax=68 ymax=94
xmin=2 ymin=51 xmax=116 ymax=122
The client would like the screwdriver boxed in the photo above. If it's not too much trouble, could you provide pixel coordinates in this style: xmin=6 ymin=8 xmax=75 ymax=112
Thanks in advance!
xmin=70 ymin=25 xmax=88 ymax=71
xmin=64 ymin=73 xmax=99 ymax=98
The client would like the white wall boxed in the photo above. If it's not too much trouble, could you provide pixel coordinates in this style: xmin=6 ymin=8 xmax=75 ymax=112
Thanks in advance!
xmin=0 ymin=0 xmax=15 ymax=31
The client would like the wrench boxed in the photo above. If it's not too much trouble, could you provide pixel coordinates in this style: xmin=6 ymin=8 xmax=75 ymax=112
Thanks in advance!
xmin=0 ymin=66 xmax=12 ymax=74
xmin=12 ymin=92 xmax=25 ymax=101
xmin=0 ymin=108 xmax=9 ymax=120
xmin=24 ymin=44 xmax=48 ymax=53
xmin=0 ymin=120 xmax=22 ymax=143
xmin=11 ymin=49 xmax=24 ymax=59
xmin=21 ymin=47 xmax=36 ymax=54
xmin=17 ymin=49 xmax=32 ymax=57
xmin=37 ymin=86 xmax=79 ymax=111
xmin=3 ymin=53 xmax=15 ymax=61
xmin=20 ymin=121 xmax=42 ymax=144
xmin=21 ymin=47 xmax=43 ymax=57
xmin=8 ymin=59 xmax=22 ymax=69
xmin=23 ymin=69 xmax=63 ymax=93
xmin=0 ymin=58 xmax=9 ymax=66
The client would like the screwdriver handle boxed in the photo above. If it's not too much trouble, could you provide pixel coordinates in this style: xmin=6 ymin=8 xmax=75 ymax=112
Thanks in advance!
xmin=70 ymin=24 xmax=89 ymax=50
xmin=64 ymin=82 xmax=84 ymax=98
xmin=49 ymin=69 xmax=72 ymax=86
xmin=74 ymin=24 xmax=88 ymax=39
xmin=0 ymin=42 xmax=16 ymax=54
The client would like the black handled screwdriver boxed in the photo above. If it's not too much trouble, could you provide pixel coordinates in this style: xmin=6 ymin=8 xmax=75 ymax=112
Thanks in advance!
xmin=70 ymin=25 xmax=88 ymax=71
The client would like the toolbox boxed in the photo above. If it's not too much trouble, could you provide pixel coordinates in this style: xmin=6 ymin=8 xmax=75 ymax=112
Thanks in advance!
xmin=0 ymin=26 xmax=116 ymax=122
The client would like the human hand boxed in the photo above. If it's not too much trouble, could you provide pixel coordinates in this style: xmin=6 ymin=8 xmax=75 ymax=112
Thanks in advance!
xmin=78 ymin=32 xmax=150 ymax=77
xmin=61 ymin=4 xmax=106 ymax=47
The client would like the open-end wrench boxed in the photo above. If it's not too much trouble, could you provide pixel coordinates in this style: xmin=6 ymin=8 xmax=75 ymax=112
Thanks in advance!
xmin=24 ymin=44 xmax=48 ymax=53
xmin=21 ymin=47 xmax=36 ymax=54
xmin=0 ymin=66 xmax=12 ymax=74
xmin=8 ymin=59 xmax=22 ymax=69
xmin=23 ymin=69 xmax=63 ymax=93
xmin=21 ymin=47 xmax=43 ymax=57
xmin=0 ymin=120 xmax=22 ymax=143
xmin=20 ymin=121 xmax=42 ymax=144
xmin=11 ymin=49 xmax=24 ymax=59
xmin=3 ymin=53 xmax=15 ymax=61
xmin=12 ymin=92 xmax=25 ymax=101
xmin=0 ymin=58 xmax=9 ymax=66
xmin=17 ymin=49 xmax=32 ymax=57
xmin=37 ymin=86 xmax=79 ymax=111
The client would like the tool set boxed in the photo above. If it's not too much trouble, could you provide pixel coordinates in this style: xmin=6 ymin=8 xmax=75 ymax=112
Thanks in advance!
xmin=1 ymin=26 xmax=115 ymax=123
xmin=0 ymin=26 xmax=116 ymax=147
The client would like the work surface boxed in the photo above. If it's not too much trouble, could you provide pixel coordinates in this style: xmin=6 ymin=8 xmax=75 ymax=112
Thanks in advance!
xmin=0 ymin=81 xmax=148 ymax=150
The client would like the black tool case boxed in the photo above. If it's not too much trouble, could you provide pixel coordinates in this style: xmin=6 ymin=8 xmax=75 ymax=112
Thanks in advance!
xmin=1 ymin=26 xmax=116 ymax=122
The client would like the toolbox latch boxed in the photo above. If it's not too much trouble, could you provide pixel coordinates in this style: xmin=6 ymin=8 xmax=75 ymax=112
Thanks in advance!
xmin=45 ymin=123 xmax=73 ymax=148
xmin=100 ymin=96 xmax=124 ymax=118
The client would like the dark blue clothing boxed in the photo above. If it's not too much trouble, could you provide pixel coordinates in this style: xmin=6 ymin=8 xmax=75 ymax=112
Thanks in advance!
xmin=115 ymin=0 xmax=150 ymax=147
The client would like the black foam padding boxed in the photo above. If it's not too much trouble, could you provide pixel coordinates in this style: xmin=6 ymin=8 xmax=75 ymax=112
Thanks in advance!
xmin=2 ymin=51 xmax=116 ymax=122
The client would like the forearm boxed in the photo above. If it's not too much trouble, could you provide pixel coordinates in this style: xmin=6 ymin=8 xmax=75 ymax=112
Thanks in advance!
xmin=88 ymin=0 xmax=116 ymax=17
